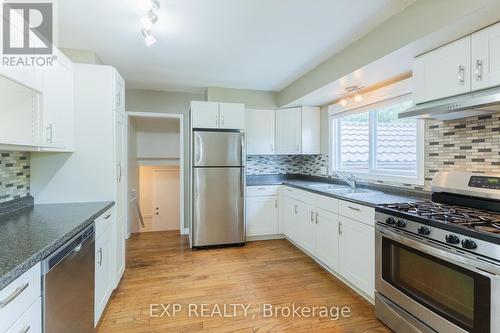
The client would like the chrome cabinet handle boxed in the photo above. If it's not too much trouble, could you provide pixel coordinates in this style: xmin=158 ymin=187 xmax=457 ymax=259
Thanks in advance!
xmin=0 ymin=283 xmax=29 ymax=308
xmin=310 ymin=211 xmax=314 ymax=222
xmin=475 ymin=60 xmax=483 ymax=81
xmin=19 ymin=325 xmax=30 ymax=333
xmin=215 ymin=114 xmax=219 ymax=126
xmin=315 ymin=212 xmax=318 ymax=224
xmin=339 ymin=222 xmax=342 ymax=235
xmin=117 ymin=163 xmax=122 ymax=183
xmin=348 ymin=206 xmax=361 ymax=212
xmin=275 ymin=199 xmax=278 ymax=209
xmin=458 ymin=65 xmax=465 ymax=85
xmin=221 ymin=114 xmax=225 ymax=126
xmin=294 ymin=204 xmax=298 ymax=215
xmin=46 ymin=124 xmax=53 ymax=144
xmin=104 ymin=214 xmax=111 ymax=220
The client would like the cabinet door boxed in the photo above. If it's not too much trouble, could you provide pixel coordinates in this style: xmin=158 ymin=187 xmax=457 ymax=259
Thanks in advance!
xmin=95 ymin=228 xmax=112 ymax=324
xmin=5 ymin=297 xmax=41 ymax=333
xmin=245 ymin=108 xmax=275 ymax=155
xmin=315 ymin=208 xmax=340 ymax=271
xmin=0 ymin=75 xmax=39 ymax=147
xmin=246 ymin=196 xmax=279 ymax=236
xmin=298 ymin=202 xmax=316 ymax=255
xmin=115 ymin=113 xmax=126 ymax=286
xmin=276 ymin=107 xmax=301 ymax=154
xmin=301 ymin=106 xmax=320 ymax=154
xmin=191 ymin=101 xmax=220 ymax=129
xmin=283 ymin=196 xmax=300 ymax=243
xmin=219 ymin=103 xmax=245 ymax=129
xmin=40 ymin=49 xmax=74 ymax=151
xmin=471 ymin=22 xmax=500 ymax=91
xmin=413 ymin=36 xmax=471 ymax=104
xmin=339 ymin=216 xmax=375 ymax=298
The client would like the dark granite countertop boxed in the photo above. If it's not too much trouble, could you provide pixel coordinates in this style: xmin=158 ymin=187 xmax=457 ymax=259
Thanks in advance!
xmin=0 ymin=201 xmax=115 ymax=290
xmin=247 ymin=174 xmax=429 ymax=207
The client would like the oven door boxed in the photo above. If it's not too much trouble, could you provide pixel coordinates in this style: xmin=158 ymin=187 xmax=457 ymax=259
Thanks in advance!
xmin=375 ymin=223 xmax=500 ymax=333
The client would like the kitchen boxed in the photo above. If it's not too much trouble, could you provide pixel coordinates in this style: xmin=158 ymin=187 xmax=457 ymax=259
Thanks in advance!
xmin=0 ymin=1 xmax=499 ymax=332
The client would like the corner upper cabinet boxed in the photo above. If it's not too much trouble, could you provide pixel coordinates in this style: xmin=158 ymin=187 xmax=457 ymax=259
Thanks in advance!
xmin=39 ymin=49 xmax=75 ymax=151
xmin=245 ymin=108 xmax=275 ymax=155
xmin=413 ymin=36 xmax=471 ymax=104
xmin=471 ymin=22 xmax=500 ymax=91
xmin=276 ymin=107 xmax=301 ymax=154
xmin=276 ymin=106 xmax=320 ymax=155
xmin=191 ymin=101 xmax=244 ymax=129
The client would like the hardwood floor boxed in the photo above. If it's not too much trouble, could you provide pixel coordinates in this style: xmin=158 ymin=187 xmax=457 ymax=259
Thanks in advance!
xmin=97 ymin=231 xmax=390 ymax=333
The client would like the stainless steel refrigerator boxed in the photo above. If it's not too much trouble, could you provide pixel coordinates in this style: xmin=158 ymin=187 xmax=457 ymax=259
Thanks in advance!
xmin=191 ymin=130 xmax=246 ymax=247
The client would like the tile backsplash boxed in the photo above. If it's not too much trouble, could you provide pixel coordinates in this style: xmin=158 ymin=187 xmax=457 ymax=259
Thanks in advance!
xmin=0 ymin=152 xmax=30 ymax=203
xmin=248 ymin=114 xmax=500 ymax=191
xmin=424 ymin=114 xmax=500 ymax=188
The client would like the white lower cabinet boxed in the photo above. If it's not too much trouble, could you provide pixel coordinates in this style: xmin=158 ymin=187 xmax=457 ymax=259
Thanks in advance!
xmin=282 ymin=185 xmax=375 ymax=301
xmin=338 ymin=216 xmax=375 ymax=298
xmin=95 ymin=220 xmax=113 ymax=325
xmin=6 ymin=297 xmax=42 ymax=333
xmin=246 ymin=196 xmax=279 ymax=237
xmin=315 ymin=208 xmax=340 ymax=272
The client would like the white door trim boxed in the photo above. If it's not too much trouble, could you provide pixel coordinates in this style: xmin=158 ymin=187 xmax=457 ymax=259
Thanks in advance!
xmin=126 ymin=111 xmax=186 ymax=235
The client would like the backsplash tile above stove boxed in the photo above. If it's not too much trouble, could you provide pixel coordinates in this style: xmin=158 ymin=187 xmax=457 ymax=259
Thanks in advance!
xmin=247 ymin=155 xmax=328 ymax=176
xmin=0 ymin=152 xmax=30 ymax=203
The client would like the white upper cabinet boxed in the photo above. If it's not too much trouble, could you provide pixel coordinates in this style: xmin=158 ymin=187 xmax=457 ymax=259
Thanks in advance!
xmin=191 ymin=101 xmax=244 ymax=129
xmin=0 ymin=75 xmax=39 ymax=148
xmin=114 ymin=71 xmax=125 ymax=113
xmin=301 ymin=106 xmax=320 ymax=154
xmin=471 ymin=22 xmax=500 ymax=91
xmin=219 ymin=103 xmax=245 ymax=129
xmin=39 ymin=49 xmax=75 ymax=151
xmin=413 ymin=36 xmax=471 ymax=104
xmin=276 ymin=107 xmax=301 ymax=154
xmin=245 ymin=108 xmax=275 ymax=155
xmin=276 ymin=106 xmax=320 ymax=155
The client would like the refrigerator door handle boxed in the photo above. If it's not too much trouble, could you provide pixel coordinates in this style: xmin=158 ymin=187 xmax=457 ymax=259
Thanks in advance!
xmin=240 ymin=133 xmax=246 ymax=167
xmin=240 ymin=168 xmax=244 ymax=198
xmin=195 ymin=132 xmax=203 ymax=165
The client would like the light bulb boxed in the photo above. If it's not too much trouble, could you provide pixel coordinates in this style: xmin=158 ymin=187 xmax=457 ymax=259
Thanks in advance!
xmin=354 ymin=93 xmax=363 ymax=103
xmin=144 ymin=34 xmax=157 ymax=46
xmin=140 ymin=17 xmax=153 ymax=31
xmin=339 ymin=99 xmax=348 ymax=107
xmin=138 ymin=0 xmax=153 ymax=11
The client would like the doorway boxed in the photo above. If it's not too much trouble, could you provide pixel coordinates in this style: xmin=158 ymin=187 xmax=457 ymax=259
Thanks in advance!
xmin=126 ymin=112 xmax=185 ymax=236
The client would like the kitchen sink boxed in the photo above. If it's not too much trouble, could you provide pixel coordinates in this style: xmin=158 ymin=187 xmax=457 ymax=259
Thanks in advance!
xmin=306 ymin=183 xmax=348 ymax=190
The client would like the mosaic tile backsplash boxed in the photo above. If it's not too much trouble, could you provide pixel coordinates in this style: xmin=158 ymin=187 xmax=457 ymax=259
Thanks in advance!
xmin=0 ymin=152 xmax=30 ymax=203
xmin=424 ymin=114 xmax=500 ymax=189
xmin=248 ymin=114 xmax=500 ymax=192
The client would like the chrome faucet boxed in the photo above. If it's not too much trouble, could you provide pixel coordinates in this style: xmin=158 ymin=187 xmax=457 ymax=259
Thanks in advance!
xmin=335 ymin=172 xmax=357 ymax=189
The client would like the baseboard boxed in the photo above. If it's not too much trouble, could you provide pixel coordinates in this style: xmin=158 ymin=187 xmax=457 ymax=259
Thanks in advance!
xmin=246 ymin=234 xmax=285 ymax=241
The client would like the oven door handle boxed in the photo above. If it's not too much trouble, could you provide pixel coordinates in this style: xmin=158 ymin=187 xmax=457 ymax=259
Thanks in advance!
xmin=376 ymin=224 xmax=500 ymax=277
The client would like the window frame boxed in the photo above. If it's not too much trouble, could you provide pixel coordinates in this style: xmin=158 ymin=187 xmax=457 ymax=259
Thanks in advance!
xmin=329 ymin=94 xmax=424 ymax=185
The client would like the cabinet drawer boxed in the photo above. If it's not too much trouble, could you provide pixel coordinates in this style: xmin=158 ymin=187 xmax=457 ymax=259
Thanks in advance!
xmin=282 ymin=186 xmax=309 ymax=202
xmin=339 ymin=201 xmax=375 ymax=226
xmin=310 ymin=193 xmax=339 ymax=214
xmin=95 ymin=208 xmax=113 ymax=238
xmin=247 ymin=185 xmax=279 ymax=197
xmin=5 ymin=297 xmax=41 ymax=333
xmin=0 ymin=263 xmax=41 ymax=332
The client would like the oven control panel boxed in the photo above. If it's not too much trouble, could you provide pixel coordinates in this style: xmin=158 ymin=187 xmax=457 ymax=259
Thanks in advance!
xmin=468 ymin=176 xmax=500 ymax=190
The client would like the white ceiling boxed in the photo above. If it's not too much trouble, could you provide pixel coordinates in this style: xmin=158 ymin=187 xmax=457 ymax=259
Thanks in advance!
xmin=58 ymin=0 xmax=414 ymax=93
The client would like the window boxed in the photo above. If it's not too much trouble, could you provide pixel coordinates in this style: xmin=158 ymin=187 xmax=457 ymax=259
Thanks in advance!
xmin=330 ymin=96 xmax=423 ymax=184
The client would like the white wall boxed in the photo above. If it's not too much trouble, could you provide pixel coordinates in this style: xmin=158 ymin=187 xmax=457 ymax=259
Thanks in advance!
xmin=136 ymin=118 xmax=180 ymax=159
xmin=128 ymin=118 xmax=140 ymax=234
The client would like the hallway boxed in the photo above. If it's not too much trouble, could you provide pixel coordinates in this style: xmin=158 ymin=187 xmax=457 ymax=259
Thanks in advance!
xmin=97 ymin=232 xmax=389 ymax=332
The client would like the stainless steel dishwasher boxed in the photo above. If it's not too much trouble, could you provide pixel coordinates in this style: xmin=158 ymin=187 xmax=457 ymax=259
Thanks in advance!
xmin=42 ymin=224 xmax=95 ymax=333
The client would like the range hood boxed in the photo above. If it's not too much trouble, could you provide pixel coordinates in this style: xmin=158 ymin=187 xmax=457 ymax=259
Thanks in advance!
xmin=399 ymin=86 xmax=500 ymax=121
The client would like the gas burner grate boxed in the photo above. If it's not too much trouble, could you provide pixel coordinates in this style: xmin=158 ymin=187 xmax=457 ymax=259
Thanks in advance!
xmin=382 ymin=201 xmax=500 ymax=234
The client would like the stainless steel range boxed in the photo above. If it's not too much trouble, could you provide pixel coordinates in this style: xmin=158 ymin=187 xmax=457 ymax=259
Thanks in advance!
xmin=374 ymin=171 xmax=500 ymax=333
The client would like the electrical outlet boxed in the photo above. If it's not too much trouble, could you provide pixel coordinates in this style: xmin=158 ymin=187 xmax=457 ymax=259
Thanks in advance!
xmin=320 ymin=167 xmax=327 ymax=175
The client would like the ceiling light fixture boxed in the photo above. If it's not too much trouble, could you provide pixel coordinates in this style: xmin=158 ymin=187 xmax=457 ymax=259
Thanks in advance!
xmin=138 ymin=0 xmax=160 ymax=46
xmin=141 ymin=29 xmax=157 ymax=46
xmin=338 ymin=86 xmax=364 ymax=106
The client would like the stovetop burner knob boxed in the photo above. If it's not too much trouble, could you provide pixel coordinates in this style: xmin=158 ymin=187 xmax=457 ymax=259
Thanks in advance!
xmin=445 ymin=234 xmax=460 ymax=244
xmin=386 ymin=217 xmax=396 ymax=225
xmin=396 ymin=219 xmax=406 ymax=228
xmin=461 ymin=239 xmax=477 ymax=250
xmin=418 ymin=226 xmax=430 ymax=235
